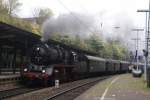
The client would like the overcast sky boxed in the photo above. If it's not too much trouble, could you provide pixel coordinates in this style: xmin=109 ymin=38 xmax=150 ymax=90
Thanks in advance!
xmin=18 ymin=0 xmax=149 ymax=29
xmin=18 ymin=0 xmax=149 ymax=27
xmin=19 ymin=0 xmax=149 ymax=16
xmin=18 ymin=0 xmax=150 ymax=53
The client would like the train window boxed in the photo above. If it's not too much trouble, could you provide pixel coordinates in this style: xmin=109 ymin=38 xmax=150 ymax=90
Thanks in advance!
xmin=74 ymin=55 xmax=78 ymax=62
xmin=28 ymin=64 xmax=44 ymax=72
xmin=45 ymin=67 xmax=53 ymax=75
xmin=72 ymin=52 xmax=77 ymax=62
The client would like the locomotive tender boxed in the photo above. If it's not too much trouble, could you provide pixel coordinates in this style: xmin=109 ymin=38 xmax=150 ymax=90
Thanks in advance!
xmin=21 ymin=40 xmax=130 ymax=85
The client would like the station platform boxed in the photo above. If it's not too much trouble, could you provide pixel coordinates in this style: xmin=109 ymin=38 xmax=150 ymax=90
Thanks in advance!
xmin=0 ymin=74 xmax=20 ymax=91
xmin=75 ymin=74 xmax=150 ymax=100
xmin=0 ymin=74 xmax=20 ymax=85
xmin=0 ymin=74 xmax=20 ymax=79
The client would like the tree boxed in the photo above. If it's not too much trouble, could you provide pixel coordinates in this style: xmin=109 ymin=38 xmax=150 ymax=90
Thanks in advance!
xmin=0 ymin=13 xmax=41 ymax=35
xmin=51 ymin=32 xmax=62 ymax=42
xmin=100 ymin=42 xmax=113 ymax=58
xmin=0 ymin=0 xmax=41 ymax=34
xmin=60 ymin=35 xmax=73 ymax=45
xmin=6 ymin=0 xmax=22 ymax=15
xmin=106 ymin=37 xmax=129 ymax=60
xmin=86 ymin=33 xmax=104 ymax=54
xmin=73 ymin=35 xmax=88 ymax=50
xmin=0 ymin=0 xmax=9 ymax=15
xmin=0 ymin=0 xmax=22 ymax=16
xmin=33 ymin=8 xmax=53 ymax=25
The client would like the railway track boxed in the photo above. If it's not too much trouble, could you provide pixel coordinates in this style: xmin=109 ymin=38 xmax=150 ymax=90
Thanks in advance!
xmin=45 ymin=76 xmax=109 ymax=100
xmin=0 ymin=76 xmax=112 ymax=100
xmin=0 ymin=74 xmax=20 ymax=85
xmin=0 ymin=86 xmax=43 ymax=100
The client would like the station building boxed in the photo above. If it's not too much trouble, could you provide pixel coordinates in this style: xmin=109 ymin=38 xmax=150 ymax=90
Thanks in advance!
xmin=0 ymin=22 xmax=40 ymax=74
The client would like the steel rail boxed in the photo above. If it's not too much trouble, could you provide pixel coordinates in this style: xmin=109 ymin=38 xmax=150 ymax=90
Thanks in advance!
xmin=0 ymin=86 xmax=43 ymax=99
xmin=45 ymin=76 xmax=109 ymax=100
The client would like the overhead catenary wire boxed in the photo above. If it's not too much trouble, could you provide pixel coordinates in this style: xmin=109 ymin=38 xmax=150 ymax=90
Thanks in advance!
xmin=75 ymin=1 xmax=104 ymax=33
xmin=56 ymin=0 xmax=97 ymax=34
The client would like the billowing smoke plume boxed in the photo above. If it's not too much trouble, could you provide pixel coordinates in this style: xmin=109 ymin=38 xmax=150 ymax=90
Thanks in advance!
xmin=100 ymin=12 xmax=142 ymax=50
xmin=42 ymin=13 xmax=97 ymax=41
xmin=112 ymin=13 xmax=144 ymax=52
xmin=41 ymin=11 xmax=144 ymax=54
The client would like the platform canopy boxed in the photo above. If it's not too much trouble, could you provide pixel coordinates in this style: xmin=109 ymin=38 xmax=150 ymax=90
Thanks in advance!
xmin=0 ymin=22 xmax=41 ymax=48
xmin=0 ymin=22 xmax=41 ymax=73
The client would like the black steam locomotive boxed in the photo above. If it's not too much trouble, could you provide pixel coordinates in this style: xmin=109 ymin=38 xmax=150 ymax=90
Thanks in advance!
xmin=21 ymin=40 xmax=130 ymax=86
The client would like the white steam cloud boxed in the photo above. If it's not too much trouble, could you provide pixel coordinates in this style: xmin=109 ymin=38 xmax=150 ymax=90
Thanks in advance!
xmin=41 ymin=12 xmax=144 ymax=54
xmin=42 ymin=13 xmax=97 ymax=41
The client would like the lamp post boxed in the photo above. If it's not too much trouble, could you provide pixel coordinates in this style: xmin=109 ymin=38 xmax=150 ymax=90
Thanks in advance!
xmin=131 ymin=38 xmax=138 ymax=60
xmin=132 ymin=29 xmax=144 ymax=71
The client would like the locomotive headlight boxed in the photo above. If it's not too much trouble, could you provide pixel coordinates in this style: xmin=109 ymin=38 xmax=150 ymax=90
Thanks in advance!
xmin=42 ymin=70 xmax=46 ymax=73
xmin=24 ymin=68 xmax=27 ymax=72
xmin=36 ymin=47 xmax=40 ymax=51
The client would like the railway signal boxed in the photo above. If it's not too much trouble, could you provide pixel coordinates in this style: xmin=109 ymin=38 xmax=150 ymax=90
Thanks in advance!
xmin=143 ymin=49 xmax=148 ymax=57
